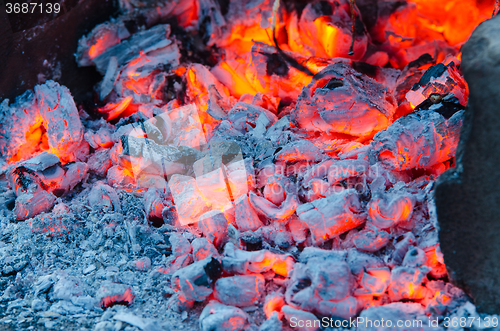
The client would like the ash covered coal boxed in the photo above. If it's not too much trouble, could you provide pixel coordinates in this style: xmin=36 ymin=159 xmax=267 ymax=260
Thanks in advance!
xmin=0 ymin=0 xmax=499 ymax=330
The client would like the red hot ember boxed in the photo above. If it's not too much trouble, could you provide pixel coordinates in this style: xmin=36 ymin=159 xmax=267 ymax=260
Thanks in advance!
xmin=0 ymin=0 xmax=496 ymax=330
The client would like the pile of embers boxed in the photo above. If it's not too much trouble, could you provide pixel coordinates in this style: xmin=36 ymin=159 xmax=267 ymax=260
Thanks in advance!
xmin=0 ymin=0 xmax=497 ymax=330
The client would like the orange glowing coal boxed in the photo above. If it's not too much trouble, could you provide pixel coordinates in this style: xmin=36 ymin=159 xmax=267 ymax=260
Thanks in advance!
xmin=368 ymin=194 xmax=414 ymax=229
xmin=408 ymin=0 xmax=493 ymax=45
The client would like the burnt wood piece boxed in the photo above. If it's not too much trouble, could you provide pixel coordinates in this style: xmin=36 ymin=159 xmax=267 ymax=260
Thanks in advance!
xmin=0 ymin=0 xmax=118 ymax=105
xmin=435 ymin=14 xmax=500 ymax=314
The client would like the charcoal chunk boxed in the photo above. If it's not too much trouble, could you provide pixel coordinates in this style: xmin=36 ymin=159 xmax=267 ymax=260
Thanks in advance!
xmin=292 ymin=62 xmax=397 ymax=138
xmin=199 ymin=301 xmax=248 ymax=331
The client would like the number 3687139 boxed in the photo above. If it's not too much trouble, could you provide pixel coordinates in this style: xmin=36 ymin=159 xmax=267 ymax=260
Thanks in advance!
xmin=6 ymin=3 xmax=61 ymax=14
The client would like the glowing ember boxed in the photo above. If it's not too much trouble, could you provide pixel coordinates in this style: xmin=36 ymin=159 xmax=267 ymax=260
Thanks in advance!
xmin=292 ymin=62 xmax=397 ymax=138
xmin=100 ymin=288 xmax=135 ymax=308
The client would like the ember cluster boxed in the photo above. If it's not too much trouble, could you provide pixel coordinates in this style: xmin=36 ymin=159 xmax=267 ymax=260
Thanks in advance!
xmin=0 ymin=0 xmax=496 ymax=330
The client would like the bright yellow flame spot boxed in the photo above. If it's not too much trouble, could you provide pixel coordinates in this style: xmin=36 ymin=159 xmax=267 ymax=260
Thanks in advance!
xmin=89 ymin=45 xmax=98 ymax=59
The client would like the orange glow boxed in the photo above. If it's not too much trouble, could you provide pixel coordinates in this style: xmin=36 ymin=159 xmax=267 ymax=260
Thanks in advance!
xmin=286 ymin=0 xmax=367 ymax=60
xmin=251 ymin=257 xmax=273 ymax=271
xmin=366 ymin=1 xmax=492 ymax=68
xmin=98 ymin=96 xmax=133 ymax=121
xmin=424 ymin=245 xmax=448 ymax=278
xmin=88 ymin=34 xmax=120 ymax=60
xmin=368 ymin=195 xmax=414 ymax=229
xmin=194 ymin=247 xmax=213 ymax=261
xmin=8 ymin=114 xmax=48 ymax=163
xmin=4 ymin=0 xmax=493 ymax=320
xmin=407 ymin=282 xmax=415 ymax=297
xmin=355 ymin=268 xmax=391 ymax=297
xmin=171 ymin=0 xmax=198 ymax=28
xmin=245 ymin=43 xmax=323 ymax=101
xmin=9 ymin=128 xmax=46 ymax=162
xmin=369 ymin=269 xmax=391 ymax=284
xmin=222 ymin=316 xmax=247 ymax=330
xmin=314 ymin=17 xmax=340 ymax=58
xmin=122 ymin=167 xmax=135 ymax=180
xmin=174 ymin=66 xmax=187 ymax=76
xmin=29 ymin=218 xmax=68 ymax=237
xmin=431 ymin=291 xmax=451 ymax=304
xmin=407 ymin=0 xmax=494 ymax=45
xmin=88 ymin=45 xmax=98 ymax=59
xmin=217 ymin=61 xmax=258 ymax=98
xmin=271 ymin=260 xmax=288 ymax=277
xmin=100 ymin=288 xmax=134 ymax=308
xmin=247 ymin=252 xmax=294 ymax=276
xmin=224 ymin=24 xmax=275 ymax=54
